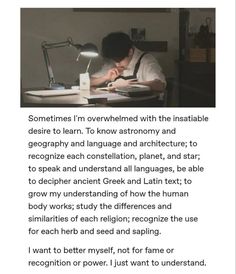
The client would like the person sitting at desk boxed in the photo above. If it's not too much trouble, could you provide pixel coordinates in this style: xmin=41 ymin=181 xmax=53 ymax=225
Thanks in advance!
xmin=90 ymin=32 xmax=166 ymax=92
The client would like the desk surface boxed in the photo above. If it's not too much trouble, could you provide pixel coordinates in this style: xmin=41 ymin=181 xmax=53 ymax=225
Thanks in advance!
xmin=22 ymin=88 xmax=164 ymax=107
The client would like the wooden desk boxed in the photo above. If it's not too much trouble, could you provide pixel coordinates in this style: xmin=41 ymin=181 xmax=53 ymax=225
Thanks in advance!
xmin=21 ymin=88 xmax=165 ymax=107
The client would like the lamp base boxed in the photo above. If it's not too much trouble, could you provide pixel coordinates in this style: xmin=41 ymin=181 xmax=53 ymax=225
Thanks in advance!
xmin=49 ymin=83 xmax=65 ymax=90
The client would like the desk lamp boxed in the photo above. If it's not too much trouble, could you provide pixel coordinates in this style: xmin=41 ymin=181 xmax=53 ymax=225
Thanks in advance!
xmin=41 ymin=37 xmax=98 ymax=89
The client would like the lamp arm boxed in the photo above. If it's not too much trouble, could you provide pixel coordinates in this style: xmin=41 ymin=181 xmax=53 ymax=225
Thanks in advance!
xmin=41 ymin=38 xmax=82 ymax=87
xmin=41 ymin=37 xmax=81 ymax=49
xmin=42 ymin=46 xmax=55 ymax=86
xmin=86 ymin=58 xmax=92 ymax=73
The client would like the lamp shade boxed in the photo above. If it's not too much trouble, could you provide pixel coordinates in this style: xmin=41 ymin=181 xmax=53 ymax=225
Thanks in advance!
xmin=80 ymin=43 xmax=99 ymax=57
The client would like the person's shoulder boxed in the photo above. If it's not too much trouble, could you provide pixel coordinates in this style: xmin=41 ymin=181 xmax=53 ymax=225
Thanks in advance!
xmin=133 ymin=47 xmax=153 ymax=61
xmin=143 ymin=52 xmax=157 ymax=62
xmin=134 ymin=47 xmax=159 ymax=65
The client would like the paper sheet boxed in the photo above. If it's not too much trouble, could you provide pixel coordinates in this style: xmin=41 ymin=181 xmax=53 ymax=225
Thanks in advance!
xmin=24 ymin=89 xmax=80 ymax=97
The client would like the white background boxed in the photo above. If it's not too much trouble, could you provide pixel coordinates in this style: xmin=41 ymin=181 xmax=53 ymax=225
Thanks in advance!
xmin=0 ymin=0 xmax=235 ymax=274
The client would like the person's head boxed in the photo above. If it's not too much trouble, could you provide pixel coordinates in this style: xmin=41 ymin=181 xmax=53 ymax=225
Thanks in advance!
xmin=102 ymin=32 xmax=134 ymax=69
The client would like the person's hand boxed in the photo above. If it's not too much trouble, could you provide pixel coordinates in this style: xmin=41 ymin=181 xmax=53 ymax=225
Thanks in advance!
xmin=109 ymin=78 xmax=138 ymax=88
xmin=105 ymin=68 xmax=122 ymax=81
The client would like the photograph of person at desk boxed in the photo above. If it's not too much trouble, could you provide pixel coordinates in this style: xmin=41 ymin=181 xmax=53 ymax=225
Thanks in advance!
xmin=91 ymin=32 xmax=166 ymax=95
xmin=23 ymin=32 xmax=167 ymax=107
xmin=21 ymin=8 xmax=215 ymax=107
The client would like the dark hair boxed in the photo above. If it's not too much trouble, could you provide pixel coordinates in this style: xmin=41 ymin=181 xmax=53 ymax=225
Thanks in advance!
xmin=102 ymin=32 xmax=133 ymax=62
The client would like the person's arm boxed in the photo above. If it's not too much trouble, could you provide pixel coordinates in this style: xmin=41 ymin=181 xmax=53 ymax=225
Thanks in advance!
xmin=90 ymin=75 xmax=110 ymax=87
xmin=137 ymin=54 xmax=166 ymax=92
xmin=138 ymin=79 xmax=166 ymax=92
xmin=90 ymin=68 xmax=121 ymax=87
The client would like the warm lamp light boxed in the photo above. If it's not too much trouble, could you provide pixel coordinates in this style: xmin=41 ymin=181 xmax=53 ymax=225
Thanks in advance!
xmin=80 ymin=43 xmax=99 ymax=57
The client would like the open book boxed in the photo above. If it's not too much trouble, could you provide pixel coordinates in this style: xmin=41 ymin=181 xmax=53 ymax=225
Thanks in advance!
xmin=95 ymin=84 xmax=152 ymax=97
